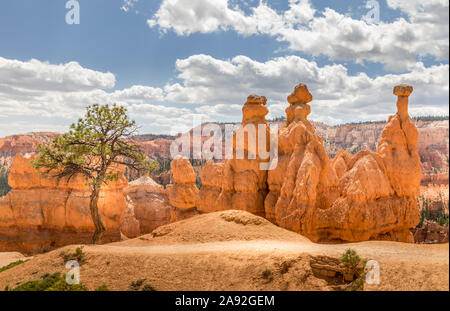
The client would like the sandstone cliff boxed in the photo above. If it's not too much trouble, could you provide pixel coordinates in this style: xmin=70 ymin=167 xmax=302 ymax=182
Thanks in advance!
xmin=0 ymin=154 xmax=127 ymax=254
xmin=314 ymin=119 xmax=448 ymax=183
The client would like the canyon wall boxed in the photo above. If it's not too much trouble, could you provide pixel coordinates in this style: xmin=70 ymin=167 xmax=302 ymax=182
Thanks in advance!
xmin=1 ymin=122 xmax=447 ymax=188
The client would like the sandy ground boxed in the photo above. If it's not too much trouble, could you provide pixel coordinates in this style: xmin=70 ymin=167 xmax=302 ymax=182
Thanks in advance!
xmin=0 ymin=252 xmax=27 ymax=267
xmin=0 ymin=210 xmax=448 ymax=291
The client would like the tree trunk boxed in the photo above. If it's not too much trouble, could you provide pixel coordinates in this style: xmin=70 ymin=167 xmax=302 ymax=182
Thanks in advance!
xmin=90 ymin=184 xmax=105 ymax=244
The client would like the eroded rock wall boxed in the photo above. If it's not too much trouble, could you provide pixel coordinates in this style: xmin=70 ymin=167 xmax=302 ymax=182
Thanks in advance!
xmin=120 ymin=176 xmax=172 ymax=238
xmin=0 ymin=154 xmax=127 ymax=254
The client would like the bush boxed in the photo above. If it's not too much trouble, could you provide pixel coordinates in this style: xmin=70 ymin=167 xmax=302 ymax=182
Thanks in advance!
xmin=95 ymin=284 xmax=110 ymax=291
xmin=417 ymin=196 xmax=449 ymax=227
xmin=60 ymin=247 xmax=86 ymax=265
xmin=5 ymin=272 xmax=88 ymax=291
xmin=142 ymin=284 xmax=156 ymax=291
xmin=340 ymin=249 xmax=367 ymax=291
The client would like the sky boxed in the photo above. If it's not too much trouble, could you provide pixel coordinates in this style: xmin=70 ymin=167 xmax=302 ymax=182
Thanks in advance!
xmin=0 ymin=0 xmax=448 ymax=136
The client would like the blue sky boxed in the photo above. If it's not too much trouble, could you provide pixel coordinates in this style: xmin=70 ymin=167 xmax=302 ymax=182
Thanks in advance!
xmin=0 ymin=0 xmax=448 ymax=136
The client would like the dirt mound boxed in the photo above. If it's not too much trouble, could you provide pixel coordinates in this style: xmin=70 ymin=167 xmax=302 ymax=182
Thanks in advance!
xmin=115 ymin=210 xmax=310 ymax=247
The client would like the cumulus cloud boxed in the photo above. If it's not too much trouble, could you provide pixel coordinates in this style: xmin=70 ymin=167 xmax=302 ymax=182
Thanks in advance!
xmin=1 ymin=54 xmax=448 ymax=136
xmin=0 ymin=57 xmax=115 ymax=92
xmin=0 ymin=57 xmax=182 ymax=136
xmin=147 ymin=0 xmax=449 ymax=71
xmin=163 ymin=54 xmax=449 ymax=124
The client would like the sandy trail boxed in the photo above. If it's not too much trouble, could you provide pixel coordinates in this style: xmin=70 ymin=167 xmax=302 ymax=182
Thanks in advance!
xmin=92 ymin=239 xmax=449 ymax=263
xmin=0 ymin=210 xmax=448 ymax=291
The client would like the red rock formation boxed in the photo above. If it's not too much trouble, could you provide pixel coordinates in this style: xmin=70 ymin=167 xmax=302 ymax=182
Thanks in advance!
xmin=213 ymin=95 xmax=271 ymax=217
xmin=0 ymin=132 xmax=58 ymax=169
xmin=412 ymin=220 xmax=449 ymax=243
xmin=303 ymin=84 xmax=420 ymax=242
xmin=196 ymin=83 xmax=421 ymax=243
xmin=0 ymin=154 xmax=127 ymax=254
xmin=120 ymin=176 xmax=172 ymax=238
xmin=1 ymin=121 xmax=447 ymax=188
xmin=167 ymin=157 xmax=199 ymax=221
xmin=197 ymin=160 xmax=224 ymax=213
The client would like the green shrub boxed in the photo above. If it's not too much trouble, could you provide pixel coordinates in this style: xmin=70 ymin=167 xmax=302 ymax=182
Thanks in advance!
xmin=340 ymin=249 xmax=367 ymax=291
xmin=95 ymin=284 xmax=110 ymax=291
xmin=0 ymin=260 xmax=28 ymax=273
xmin=5 ymin=272 xmax=88 ymax=291
xmin=417 ymin=196 xmax=449 ymax=227
xmin=60 ymin=247 xmax=86 ymax=265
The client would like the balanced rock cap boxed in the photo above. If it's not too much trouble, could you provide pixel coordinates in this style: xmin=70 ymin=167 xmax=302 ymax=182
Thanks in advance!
xmin=246 ymin=94 xmax=267 ymax=105
xmin=393 ymin=84 xmax=413 ymax=97
xmin=287 ymin=83 xmax=313 ymax=105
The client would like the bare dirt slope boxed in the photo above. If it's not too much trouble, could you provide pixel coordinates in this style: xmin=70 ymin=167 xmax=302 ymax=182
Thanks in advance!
xmin=0 ymin=210 xmax=448 ymax=291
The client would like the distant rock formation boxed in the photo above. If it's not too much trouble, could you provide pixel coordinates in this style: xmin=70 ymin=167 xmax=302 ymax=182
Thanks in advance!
xmin=0 ymin=132 xmax=58 ymax=170
xmin=1 ymin=121 xmax=447 ymax=188
xmin=197 ymin=83 xmax=422 ymax=243
xmin=412 ymin=220 xmax=449 ymax=243
xmin=417 ymin=185 xmax=449 ymax=218
xmin=0 ymin=154 xmax=127 ymax=254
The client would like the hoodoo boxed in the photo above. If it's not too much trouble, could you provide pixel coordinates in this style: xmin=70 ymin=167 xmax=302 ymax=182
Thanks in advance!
xmin=202 ymin=95 xmax=272 ymax=217
xmin=197 ymin=83 xmax=421 ymax=243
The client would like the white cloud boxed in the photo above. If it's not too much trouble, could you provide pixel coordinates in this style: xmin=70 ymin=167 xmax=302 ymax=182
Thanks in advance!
xmin=0 ymin=57 xmax=175 ymax=136
xmin=1 ymin=54 xmax=448 ymax=136
xmin=0 ymin=57 xmax=115 ymax=92
xmin=163 ymin=54 xmax=449 ymax=124
xmin=147 ymin=0 xmax=449 ymax=71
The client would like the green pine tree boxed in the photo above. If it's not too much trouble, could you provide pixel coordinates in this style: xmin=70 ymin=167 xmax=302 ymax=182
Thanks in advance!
xmin=32 ymin=104 xmax=158 ymax=244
